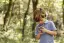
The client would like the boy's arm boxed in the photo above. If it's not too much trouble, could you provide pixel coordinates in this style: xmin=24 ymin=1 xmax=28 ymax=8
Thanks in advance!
xmin=36 ymin=32 xmax=42 ymax=40
xmin=45 ymin=21 xmax=57 ymax=36
xmin=40 ymin=27 xmax=57 ymax=36
xmin=43 ymin=29 xmax=57 ymax=36
xmin=47 ymin=30 xmax=57 ymax=36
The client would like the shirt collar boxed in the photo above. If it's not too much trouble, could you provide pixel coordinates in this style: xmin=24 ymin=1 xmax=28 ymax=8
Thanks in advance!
xmin=44 ymin=20 xmax=48 ymax=23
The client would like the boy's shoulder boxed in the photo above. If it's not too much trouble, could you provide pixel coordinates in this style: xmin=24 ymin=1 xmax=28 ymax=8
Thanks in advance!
xmin=47 ymin=20 xmax=54 ymax=24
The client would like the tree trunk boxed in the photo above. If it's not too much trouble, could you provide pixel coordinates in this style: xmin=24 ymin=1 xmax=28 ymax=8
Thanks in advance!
xmin=32 ymin=0 xmax=38 ymax=38
xmin=4 ymin=0 xmax=12 ymax=27
xmin=22 ymin=0 xmax=30 ymax=41
xmin=63 ymin=0 xmax=64 ymax=24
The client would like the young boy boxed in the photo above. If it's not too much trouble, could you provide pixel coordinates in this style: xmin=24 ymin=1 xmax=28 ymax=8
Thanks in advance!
xmin=35 ymin=8 xmax=57 ymax=43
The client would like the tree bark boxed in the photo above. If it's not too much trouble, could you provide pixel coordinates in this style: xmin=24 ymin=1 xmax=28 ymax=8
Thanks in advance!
xmin=62 ymin=0 xmax=64 ymax=24
xmin=22 ymin=0 xmax=31 ymax=41
xmin=4 ymin=0 xmax=12 ymax=27
xmin=32 ymin=0 xmax=38 ymax=38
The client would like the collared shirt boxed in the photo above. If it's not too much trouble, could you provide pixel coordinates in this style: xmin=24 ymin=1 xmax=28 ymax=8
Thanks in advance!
xmin=35 ymin=20 xmax=56 ymax=43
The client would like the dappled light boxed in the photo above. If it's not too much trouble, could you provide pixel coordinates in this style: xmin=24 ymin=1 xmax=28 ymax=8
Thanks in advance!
xmin=0 ymin=0 xmax=63 ymax=43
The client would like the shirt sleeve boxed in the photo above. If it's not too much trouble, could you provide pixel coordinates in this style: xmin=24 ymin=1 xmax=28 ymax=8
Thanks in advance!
xmin=35 ymin=25 xmax=39 ymax=35
xmin=49 ymin=21 xmax=57 ymax=31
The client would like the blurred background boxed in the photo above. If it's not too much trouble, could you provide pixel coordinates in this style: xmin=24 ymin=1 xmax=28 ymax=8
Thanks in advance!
xmin=0 ymin=0 xmax=64 ymax=43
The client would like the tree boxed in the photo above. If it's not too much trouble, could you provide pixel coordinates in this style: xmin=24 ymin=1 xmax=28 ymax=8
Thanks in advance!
xmin=32 ymin=0 xmax=38 ymax=38
xmin=22 ymin=0 xmax=31 ymax=40
xmin=62 ymin=0 xmax=64 ymax=24
xmin=4 ymin=0 xmax=12 ymax=27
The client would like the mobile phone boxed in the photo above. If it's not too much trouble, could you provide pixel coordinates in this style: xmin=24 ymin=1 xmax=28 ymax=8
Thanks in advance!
xmin=40 ymin=29 xmax=43 ymax=33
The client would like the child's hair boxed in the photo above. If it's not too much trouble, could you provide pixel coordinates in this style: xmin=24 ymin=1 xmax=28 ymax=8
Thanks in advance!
xmin=34 ymin=8 xmax=46 ymax=22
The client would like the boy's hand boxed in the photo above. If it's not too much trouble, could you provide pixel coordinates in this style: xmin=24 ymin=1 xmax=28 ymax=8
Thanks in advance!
xmin=38 ymin=31 xmax=43 ymax=35
xmin=40 ymin=27 xmax=49 ymax=33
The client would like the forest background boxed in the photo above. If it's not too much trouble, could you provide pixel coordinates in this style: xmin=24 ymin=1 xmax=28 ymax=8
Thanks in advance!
xmin=0 ymin=0 xmax=64 ymax=43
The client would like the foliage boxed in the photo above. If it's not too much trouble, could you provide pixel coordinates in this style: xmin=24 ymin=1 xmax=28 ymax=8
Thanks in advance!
xmin=0 ymin=0 xmax=63 ymax=43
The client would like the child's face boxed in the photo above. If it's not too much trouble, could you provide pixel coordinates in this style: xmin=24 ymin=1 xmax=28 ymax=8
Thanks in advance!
xmin=39 ymin=15 xmax=46 ymax=24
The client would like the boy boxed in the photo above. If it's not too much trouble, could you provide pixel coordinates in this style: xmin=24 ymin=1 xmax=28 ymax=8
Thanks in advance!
xmin=35 ymin=8 xmax=57 ymax=43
